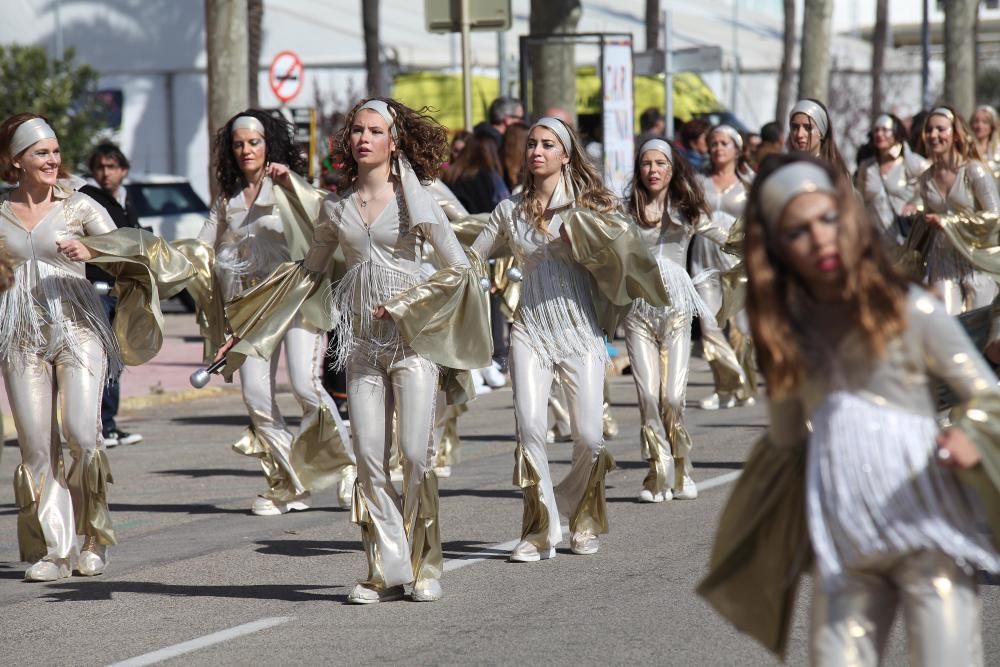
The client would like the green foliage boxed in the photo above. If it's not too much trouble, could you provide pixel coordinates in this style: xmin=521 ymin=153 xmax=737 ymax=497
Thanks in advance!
xmin=0 ymin=45 xmax=105 ymax=172
xmin=976 ymin=67 xmax=1000 ymax=111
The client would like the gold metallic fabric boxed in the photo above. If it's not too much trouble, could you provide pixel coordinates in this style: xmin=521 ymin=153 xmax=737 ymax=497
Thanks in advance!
xmin=513 ymin=443 xmax=552 ymax=549
xmin=82 ymin=228 xmax=198 ymax=365
xmin=290 ymin=402 xmax=354 ymax=492
xmin=224 ymin=262 xmax=323 ymax=377
xmin=953 ymin=392 xmax=1000 ymax=551
xmin=696 ymin=435 xmax=811 ymax=657
xmin=13 ymin=464 xmax=45 ymax=563
xmin=231 ymin=427 xmax=298 ymax=502
xmin=352 ymin=481 xmax=389 ymax=590
xmin=639 ymin=424 xmax=672 ymax=496
xmin=434 ymin=404 xmax=468 ymax=468
xmin=383 ymin=265 xmax=492 ymax=370
xmin=560 ymin=208 xmax=671 ymax=308
xmin=171 ymin=238 xmax=228 ymax=363
xmin=67 ymin=449 xmax=116 ymax=545
xmin=567 ymin=448 xmax=616 ymax=535
xmin=409 ymin=471 xmax=443 ymax=584
xmin=730 ymin=326 xmax=759 ymax=397
xmin=937 ymin=209 xmax=1000 ymax=282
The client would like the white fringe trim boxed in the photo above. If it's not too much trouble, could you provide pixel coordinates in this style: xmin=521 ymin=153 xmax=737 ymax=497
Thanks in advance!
xmin=517 ymin=258 xmax=608 ymax=368
xmin=0 ymin=262 xmax=121 ymax=378
xmin=807 ymin=391 xmax=1000 ymax=590
xmin=327 ymin=260 xmax=419 ymax=371
xmin=631 ymin=258 xmax=715 ymax=323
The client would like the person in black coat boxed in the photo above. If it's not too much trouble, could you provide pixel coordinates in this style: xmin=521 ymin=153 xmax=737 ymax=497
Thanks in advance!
xmin=79 ymin=143 xmax=144 ymax=448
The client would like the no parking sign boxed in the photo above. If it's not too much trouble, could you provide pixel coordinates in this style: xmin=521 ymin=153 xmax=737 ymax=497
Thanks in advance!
xmin=269 ymin=50 xmax=304 ymax=104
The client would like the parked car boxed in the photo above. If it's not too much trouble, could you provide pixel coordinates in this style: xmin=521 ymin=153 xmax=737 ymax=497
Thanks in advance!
xmin=126 ymin=174 xmax=210 ymax=241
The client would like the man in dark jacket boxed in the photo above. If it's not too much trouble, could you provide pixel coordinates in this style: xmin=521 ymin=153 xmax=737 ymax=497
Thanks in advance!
xmin=80 ymin=143 xmax=143 ymax=448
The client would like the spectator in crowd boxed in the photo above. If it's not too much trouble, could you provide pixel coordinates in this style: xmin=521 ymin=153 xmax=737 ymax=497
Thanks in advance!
xmin=744 ymin=132 xmax=761 ymax=163
xmin=635 ymin=107 xmax=665 ymax=148
xmin=676 ymin=118 xmax=711 ymax=172
xmin=79 ymin=143 xmax=143 ymax=449
xmin=474 ymin=96 xmax=524 ymax=147
xmin=443 ymin=133 xmax=510 ymax=214
xmin=501 ymin=121 xmax=529 ymax=190
xmin=446 ymin=130 xmax=471 ymax=169
xmin=753 ymin=121 xmax=784 ymax=166
xmin=909 ymin=110 xmax=929 ymax=157
xmin=543 ymin=106 xmax=574 ymax=126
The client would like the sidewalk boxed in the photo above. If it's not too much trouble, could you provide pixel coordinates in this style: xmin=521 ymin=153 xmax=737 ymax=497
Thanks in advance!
xmin=0 ymin=311 xmax=290 ymax=438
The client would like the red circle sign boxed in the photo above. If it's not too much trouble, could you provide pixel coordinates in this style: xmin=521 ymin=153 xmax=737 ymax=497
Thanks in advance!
xmin=269 ymin=50 xmax=304 ymax=104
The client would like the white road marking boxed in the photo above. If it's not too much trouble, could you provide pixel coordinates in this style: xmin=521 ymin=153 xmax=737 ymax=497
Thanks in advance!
xmin=106 ymin=616 xmax=293 ymax=667
xmin=443 ymin=469 xmax=741 ymax=572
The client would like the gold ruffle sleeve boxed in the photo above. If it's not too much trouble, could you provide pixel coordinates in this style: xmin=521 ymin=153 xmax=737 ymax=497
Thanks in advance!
xmin=81 ymin=228 xmax=197 ymax=365
xmin=223 ymin=261 xmax=325 ymax=378
xmin=696 ymin=435 xmax=811 ymax=658
xmin=171 ymin=238 xmax=228 ymax=364
xmin=382 ymin=265 xmax=492 ymax=371
xmin=937 ymin=210 xmax=1000 ymax=281
xmin=67 ymin=449 xmax=117 ymax=545
xmin=13 ymin=464 xmax=46 ymax=563
xmin=290 ymin=402 xmax=355 ymax=488
xmin=560 ymin=208 xmax=670 ymax=307
xmin=951 ymin=392 xmax=1000 ymax=552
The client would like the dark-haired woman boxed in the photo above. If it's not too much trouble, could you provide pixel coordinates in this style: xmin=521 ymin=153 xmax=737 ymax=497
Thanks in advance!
xmin=624 ymin=139 xmax=728 ymax=503
xmin=470 ymin=118 xmax=665 ymax=560
xmin=699 ymin=154 xmax=1000 ymax=665
xmin=856 ymin=113 xmax=930 ymax=246
xmin=216 ymin=98 xmax=491 ymax=603
xmin=917 ymin=106 xmax=1000 ymax=315
xmin=693 ymin=125 xmax=755 ymax=410
xmin=787 ymin=99 xmax=850 ymax=181
xmin=198 ymin=109 xmax=355 ymax=516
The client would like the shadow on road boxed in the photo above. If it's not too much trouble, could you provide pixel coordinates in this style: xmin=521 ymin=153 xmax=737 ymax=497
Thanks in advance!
xmin=154 ymin=468 xmax=262 ymax=479
xmin=171 ymin=415 xmax=301 ymax=428
xmin=459 ymin=434 xmax=517 ymax=443
xmin=439 ymin=488 xmax=522 ymax=500
xmin=255 ymin=539 xmax=360 ymax=557
xmin=442 ymin=540 xmax=510 ymax=561
xmin=35 ymin=580 xmax=349 ymax=603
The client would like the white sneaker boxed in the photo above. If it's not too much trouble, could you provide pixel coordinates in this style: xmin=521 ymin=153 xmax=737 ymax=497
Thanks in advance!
xmin=78 ymin=537 xmax=108 ymax=576
xmin=637 ymin=488 xmax=671 ymax=503
xmin=25 ymin=557 xmax=71 ymax=582
xmin=471 ymin=368 xmax=492 ymax=394
xmin=570 ymin=531 xmax=600 ymax=555
xmin=102 ymin=433 xmax=119 ymax=448
xmin=509 ymin=540 xmax=556 ymax=562
xmin=674 ymin=475 xmax=698 ymax=500
xmin=434 ymin=465 xmax=452 ymax=478
xmin=411 ymin=578 xmax=443 ymax=602
xmin=481 ymin=361 xmax=507 ymax=388
xmin=347 ymin=583 xmax=405 ymax=604
xmin=251 ymin=493 xmax=311 ymax=516
xmin=736 ymin=396 xmax=756 ymax=407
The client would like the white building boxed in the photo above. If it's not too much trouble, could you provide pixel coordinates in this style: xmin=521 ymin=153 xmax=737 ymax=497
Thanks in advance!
xmin=4 ymin=0 xmax=917 ymax=199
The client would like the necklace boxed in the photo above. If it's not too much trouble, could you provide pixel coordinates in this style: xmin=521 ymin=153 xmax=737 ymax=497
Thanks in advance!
xmin=355 ymin=181 xmax=392 ymax=208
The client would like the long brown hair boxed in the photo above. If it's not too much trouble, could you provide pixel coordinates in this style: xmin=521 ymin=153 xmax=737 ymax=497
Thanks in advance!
xmin=502 ymin=121 xmax=529 ymax=188
xmin=627 ymin=144 xmax=710 ymax=228
xmin=334 ymin=97 xmax=448 ymax=184
xmin=519 ymin=119 xmax=616 ymax=232
xmin=0 ymin=112 xmax=70 ymax=184
xmin=443 ymin=133 xmax=501 ymax=185
xmin=744 ymin=154 xmax=909 ymax=398
xmin=787 ymin=99 xmax=850 ymax=182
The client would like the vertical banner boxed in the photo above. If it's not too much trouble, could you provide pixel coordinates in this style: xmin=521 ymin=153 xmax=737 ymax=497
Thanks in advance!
xmin=601 ymin=38 xmax=634 ymax=197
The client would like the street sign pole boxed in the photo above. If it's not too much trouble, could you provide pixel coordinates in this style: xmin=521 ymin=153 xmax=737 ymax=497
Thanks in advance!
xmin=460 ymin=0 xmax=474 ymax=131
xmin=663 ymin=10 xmax=674 ymax=140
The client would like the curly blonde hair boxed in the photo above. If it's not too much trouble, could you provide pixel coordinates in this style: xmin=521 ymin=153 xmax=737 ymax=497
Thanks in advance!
xmin=334 ymin=97 xmax=448 ymax=184
xmin=518 ymin=119 xmax=616 ymax=233
xmin=744 ymin=154 xmax=909 ymax=398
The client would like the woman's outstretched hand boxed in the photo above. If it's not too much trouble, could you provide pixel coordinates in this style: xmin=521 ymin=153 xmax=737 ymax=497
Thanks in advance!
xmin=267 ymin=162 xmax=292 ymax=190
xmin=935 ymin=428 xmax=981 ymax=469
xmin=214 ymin=336 xmax=240 ymax=364
xmin=56 ymin=239 xmax=94 ymax=262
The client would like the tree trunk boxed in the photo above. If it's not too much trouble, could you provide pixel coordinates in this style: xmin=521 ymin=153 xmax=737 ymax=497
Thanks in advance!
xmin=798 ymin=0 xmax=833 ymax=103
xmin=775 ymin=0 xmax=796 ymax=124
xmin=944 ymin=0 xmax=978 ymax=117
xmin=363 ymin=0 xmax=382 ymax=96
xmin=645 ymin=0 xmax=660 ymax=51
xmin=247 ymin=0 xmax=263 ymax=107
xmin=870 ymin=0 xmax=888 ymax=120
xmin=528 ymin=0 xmax=582 ymax=123
xmin=205 ymin=0 xmax=248 ymax=200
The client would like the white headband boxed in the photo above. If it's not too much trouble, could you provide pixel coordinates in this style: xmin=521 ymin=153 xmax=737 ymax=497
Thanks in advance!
xmin=10 ymin=118 xmax=56 ymax=157
xmin=358 ymin=99 xmax=398 ymax=140
xmin=713 ymin=125 xmax=743 ymax=150
xmin=760 ymin=162 xmax=836 ymax=229
xmin=873 ymin=114 xmax=894 ymax=131
xmin=532 ymin=117 xmax=573 ymax=153
xmin=638 ymin=138 xmax=673 ymax=162
xmin=790 ymin=100 xmax=829 ymax=139
xmin=976 ymin=105 xmax=998 ymax=124
xmin=232 ymin=115 xmax=266 ymax=137
xmin=930 ymin=107 xmax=955 ymax=123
